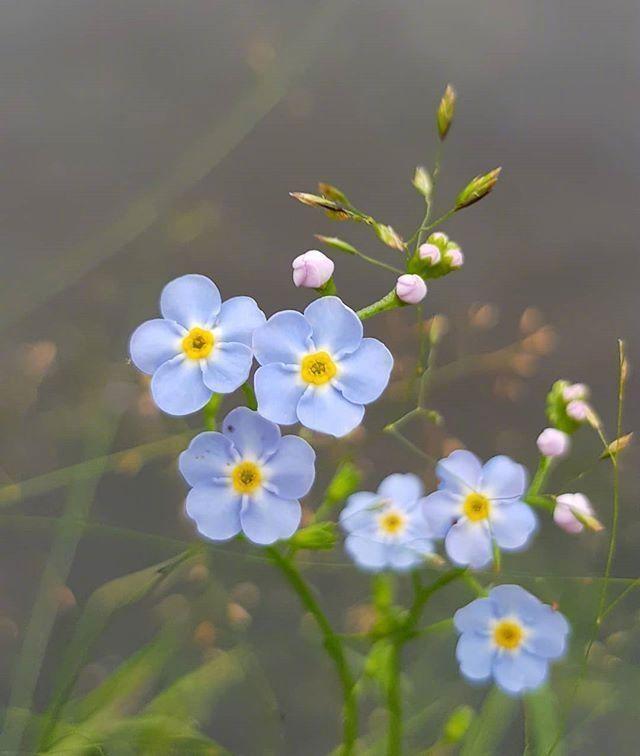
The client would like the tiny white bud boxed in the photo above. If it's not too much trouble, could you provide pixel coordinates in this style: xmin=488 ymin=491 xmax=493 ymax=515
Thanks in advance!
xmin=418 ymin=243 xmax=441 ymax=265
xmin=562 ymin=382 xmax=590 ymax=402
xmin=566 ymin=399 xmax=589 ymax=422
xmin=445 ymin=246 xmax=464 ymax=269
xmin=430 ymin=232 xmax=448 ymax=244
xmin=554 ymin=493 xmax=594 ymax=534
xmin=536 ymin=428 xmax=571 ymax=458
xmin=396 ymin=274 xmax=427 ymax=304
xmin=292 ymin=249 xmax=335 ymax=289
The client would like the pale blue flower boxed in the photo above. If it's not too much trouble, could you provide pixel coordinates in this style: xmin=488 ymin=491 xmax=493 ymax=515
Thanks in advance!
xmin=454 ymin=584 xmax=570 ymax=696
xmin=179 ymin=407 xmax=315 ymax=545
xmin=421 ymin=450 xmax=537 ymax=569
xmin=340 ymin=473 xmax=435 ymax=572
xmin=253 ymin=296 xmax=393 ymax=437
xmin=129 ymin=274 xmax=265 ymax=415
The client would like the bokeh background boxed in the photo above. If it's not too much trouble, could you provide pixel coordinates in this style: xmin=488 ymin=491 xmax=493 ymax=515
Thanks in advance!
xmin=0 ymin=1 xmax=638 ymax=753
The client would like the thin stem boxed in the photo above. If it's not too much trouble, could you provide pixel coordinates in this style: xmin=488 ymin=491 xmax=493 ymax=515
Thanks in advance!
xmin=414 ymin=206 xmax=457 ymax=238
xmin=356 ymin=289 xmax=402 ymax=321
xmin=527 ymin=456 xmax=552 ymax=498
xmin=266 ymin=547 xmax=357 ymax=754
xmin=352 ymin=249 xmax=404 ymax=274
xmin=386 ymin=641 xmax=402 ymax=756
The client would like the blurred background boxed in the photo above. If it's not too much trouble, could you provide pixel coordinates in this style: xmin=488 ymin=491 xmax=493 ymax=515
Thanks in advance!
xmin=0 ymin=1 xmax=638 ymax=753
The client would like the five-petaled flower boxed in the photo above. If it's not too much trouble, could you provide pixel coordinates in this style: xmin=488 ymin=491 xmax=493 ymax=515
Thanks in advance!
xmin=179 ymin=407 xmax=315 ymax=545
xmin=129 ymin=274 xmax=266 ymax=415
xmin=421 ymin=450 xmax=537 ymax=569
xmin=454 ymin=584 xmax=569 ymax=695
xmin=340 ymin=473 xmax=435 ymax=572
xmin=252 ymin=296 xmax=393 ymax=437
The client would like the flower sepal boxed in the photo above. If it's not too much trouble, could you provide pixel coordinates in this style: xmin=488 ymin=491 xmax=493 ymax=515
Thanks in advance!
xmin=288 ymin=522 xmax=338 ymax=551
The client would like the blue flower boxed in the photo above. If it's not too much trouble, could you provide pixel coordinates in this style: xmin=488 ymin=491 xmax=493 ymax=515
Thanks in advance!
xmin=454 ymin=584 xmax=570 ymax=696
xmin=253 ymin=296 xmax=393 ymax=437
xmin=179 ymin=407 xmax=315 ymax=545
xmin=129 ymin=274 xmax=266 ymax=415
xmin=339 ymin=473 xmax=435 ymax=572
xmin=421 ymin=450 xmax=537 ymax=569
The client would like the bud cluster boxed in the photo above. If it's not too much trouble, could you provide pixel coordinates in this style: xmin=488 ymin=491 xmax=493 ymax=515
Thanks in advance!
xmin=545 ymin=379 xmax=593 ymax=434
xmin=408 ymin=232 xmax=464 ymax=280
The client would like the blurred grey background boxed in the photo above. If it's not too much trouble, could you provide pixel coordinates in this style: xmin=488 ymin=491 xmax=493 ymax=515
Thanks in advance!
xmin=0 ymin=1 xmax=638 ymax=753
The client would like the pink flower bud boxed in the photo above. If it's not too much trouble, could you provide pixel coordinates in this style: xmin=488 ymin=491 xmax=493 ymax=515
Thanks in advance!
xmin=537 ymin=428 xmax=571 ymax=458
xmin=292 ymin=250 xmax=335 ymax=289
xmin=566 ymin=399 xmax=589 ymax=422
xmin=562 ymin=382 xmax=589 ymax=402
xmin=445 ymin=246 xmax=464 ymax=269
xmin=396 ymin=274 xmax=427 ymax=304
xmin=554 ymin=493 xmax=594 ymax=534
xmin=430 ymin=232 xmax=448 ymax=244
xmin=418 ymin=243 xmax=441 ymax=265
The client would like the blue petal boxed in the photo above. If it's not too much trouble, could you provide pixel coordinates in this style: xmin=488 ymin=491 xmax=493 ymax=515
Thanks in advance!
xmin=491 ymin=502 xmax=537 ymax=551
xmin=378 ymin=473 xmax=424 ymax=507
xmin=254 ymin=364 xmax=305 ymax=425
xmin=297 ymin=385 xmax=365 ymax=437
xmin=421 ymin=490 xmax=461 ymax=538
xmin=344 ymin=534 xmax=388 ymax=572
xmin=437 ymin=450 xmax=483 ymax=493
xmin=387 ymin=544 xmax=425 ymax=571
xmin=179 ymin=432 xmax=236 ymax=487
xmin=160 ymin=274 xmax=221 ymax=329
xmin=240 ymin=490 xmax=301 ymax=545
xmin=303 ymin=297 xmax=363 ymax=356
xmin=252 ymin=310 xmax=313 ymax=365
xmin=221 ymin=407 xmax=281 ymax=460
xmin=493 ymin=651 xmax=548 ymax=696
xmin=456 ymin=633 xmax=494 ymax=681
xmin=264 ymin=435 xmax=316 ymax=499
xmin=488 ymin=585 xmax=543 ymax=623
xmin=481 ymin=455 xmax=528 ymax=501
xmin=445 ymin=519 xmax=493 ymax=568
xmin=151 ymin=355 xmax=211 ymax=415
xmin=215 ymin=296 xmax=266 ymax=347
xmin=201 ymin=342 xmax=253 ymax=393
xmin=339 ymin=492 xmax=379 ymax=534
xmin=525 ymin=606 xmax=570 ymax=660
xmin=454 ymin=598 xmax=495 ymax=634
xmin=185 ymin=483 xmax=242 ymax=541
xmin=129 ymin=318 xmax=183 ymax=374
xmin=335 ymin=338 xmax=393 ymax=404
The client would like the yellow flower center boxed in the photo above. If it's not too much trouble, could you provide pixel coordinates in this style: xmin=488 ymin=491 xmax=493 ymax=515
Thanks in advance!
xmin=231 ymin=461 xmax=262 ymax=494
xmin=463 ymin=492 xmax=491 ymax=522
xmin=493 ymin=619 xmax=524 ymax=650
xmin=300 ymin=350 xmax=337 ymax=386
xmin=378 ymin=509 xmax=407 ymax=536
xmin=182 ymin=327 xmax=214 ymax=360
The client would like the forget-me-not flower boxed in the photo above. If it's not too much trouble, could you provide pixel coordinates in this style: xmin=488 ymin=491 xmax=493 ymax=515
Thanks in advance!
xmin=252 ymin=296 xmax=393 ymax=437
xmin=421 ymin=450 xmax=537 ymax=569
xmin=129 ymin=274 xmax=266 ymax=415
xmin=179 ymin=407 xmax=315 ymax=545
xmin=454 ymin=584 xmax=570 ymax=696
xmin=340 ymin=473 xmax=435 ymax=572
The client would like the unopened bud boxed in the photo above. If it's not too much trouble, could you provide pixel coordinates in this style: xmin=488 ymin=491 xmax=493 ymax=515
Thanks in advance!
xmin=455 ymin=168 xmax=501 ymax=209
xmin=554 ymin=493 xmax=601 ymax=534
xmin=418 ymin=243 xmax=441 ymax=265
xmin=412 ymin=166 xmax=433 ymax=199
xmin=445 ymin=246 xmax=464 ymax=269
xmin=566 ymin=399 xmax=589 ymax=422
xmin=396 ymin=274 xmax=427 ymax=304
xmin=430 ymin=232 xmax=448 ymax=245
xmin=292 ymin=250 xmax=335 ymax=289
xmin=437 ymin=84 xmax=457 ymax=140
xmin=562 ymin=383 xmax=590 ymax=402
xmin=537 ymin=428 xmax=571 ymax=458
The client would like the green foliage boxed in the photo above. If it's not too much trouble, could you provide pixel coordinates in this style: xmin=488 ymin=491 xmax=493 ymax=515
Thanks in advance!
xmin=460 ymin=688 xmax=517 ymax=755
xmin=442 ymin=704 xmax=475 ymax=743
xmin=524 ymin=686 xmax=566 ymax=756
xmin=546 ymin=379 xmax=581 ymax=433
xmin=289 ymin=521 xmax=338 ymax=550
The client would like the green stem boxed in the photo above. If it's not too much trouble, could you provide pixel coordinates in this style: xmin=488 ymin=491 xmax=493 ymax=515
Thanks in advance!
xmin=352 ymin=250 xmax=404 ymax=275
xmin=527 ymin=456 xmax=552 ymax=497
xmin=356 ymin=289 xmax=403 ymax=321
xmin=386 ymin=641 xmax=402 ymax=756
xmin=266 ymin=547 xmax=357 ymax=754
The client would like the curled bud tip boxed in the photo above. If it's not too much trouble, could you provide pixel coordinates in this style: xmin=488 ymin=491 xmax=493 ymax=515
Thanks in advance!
xmin=445 ymin=246 xmax=464 ymax=269
xmin=554 ymin=493 xmax=598 ymax=534
xmin=419 ymin=243 xmax=441 ymax=265
xmin=562 ymin=382 xmax=590 ymax=402
xmin=292 ymin=249 xmax=335 ymax=289
xmin=430 ymin=232 xmax=448 ymax=244
xmin=537 ymin=428 xmax=571 ymax=458
xmin=566 ymin=399 xmax=589 ymax=422
xmin=437 ymin=84 xmax=456 ymax=140
xmin=396 ymin=274 xmax=427 ymax=304
xmin=455 ymin=167 xmax=501 ymax=209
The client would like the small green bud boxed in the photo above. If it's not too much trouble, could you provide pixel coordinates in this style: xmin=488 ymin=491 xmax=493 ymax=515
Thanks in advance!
xmin=318 ymin=182 xmax=351 ymax=206
xmin=325 ymin=460 xmax=362 ymax=504
xmin=443 ymin=705 xmax=475 ymax=743
xmin=315 ymin=234 xmax=358 ymax=255
xmin=437 ymin=84 xmax=457 ymax=140
xmin=288 ymin=522 xmax=338 ymax=551
xmin=455 ymin=167 xmax=501 ymax=209
xmin=545 ymin=379 xmax=581 ymax=434
xmin=412 ymin=166 xmax=433 ymax=200
xmin=374 ymin=222 xmax=404 ymax=251
xmin=289 ymin=192 xmax=352 ymax=221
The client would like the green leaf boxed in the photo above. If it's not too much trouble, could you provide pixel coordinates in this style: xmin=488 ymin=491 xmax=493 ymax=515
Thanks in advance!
xmin=288 ymin=522 xmax=338 ymax=551
xmin=443 ymin=704 xmax=475 ymax=743
xmin=460 ymin=688 xmax=517 ymax=756
xmin=524 ymin=686 xmax=566 ymax=756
